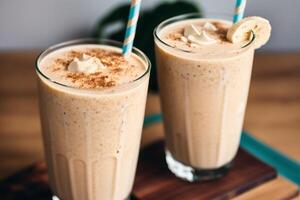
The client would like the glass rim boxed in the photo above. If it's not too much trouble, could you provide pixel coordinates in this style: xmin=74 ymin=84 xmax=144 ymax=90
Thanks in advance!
xmin=153 ymin=12 xmax=256 ymax=54
xmin=35 ymin=38 xmax=151 ymax=92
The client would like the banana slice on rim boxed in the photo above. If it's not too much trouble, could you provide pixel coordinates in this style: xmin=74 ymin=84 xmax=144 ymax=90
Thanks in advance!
xmin=227 ymin=16 xmax=271 ymax=49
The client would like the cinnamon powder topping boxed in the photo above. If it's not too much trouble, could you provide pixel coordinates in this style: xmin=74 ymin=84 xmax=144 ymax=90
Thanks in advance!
xmin=52 ymin=48 xmax=130 ymax=89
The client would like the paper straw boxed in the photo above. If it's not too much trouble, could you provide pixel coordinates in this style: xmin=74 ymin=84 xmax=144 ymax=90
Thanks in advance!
xmin=233 ymin=0 xmax=247 ymax=23
xmin=122 ymin=0 xmax=142 ymax=56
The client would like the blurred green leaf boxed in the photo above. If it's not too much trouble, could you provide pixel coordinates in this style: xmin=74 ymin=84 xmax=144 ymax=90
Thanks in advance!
xmin=94 ymin=1 xmax=202 ymax=91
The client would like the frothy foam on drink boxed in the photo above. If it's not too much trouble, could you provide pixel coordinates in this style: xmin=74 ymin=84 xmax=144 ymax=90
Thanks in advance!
xmin=39 ymin=45 xmax=147 ymax=89
xmin=158 ymin=17 xmax=271 ymax=59
xmin=158 ymin=19 xmax=253 ymax=59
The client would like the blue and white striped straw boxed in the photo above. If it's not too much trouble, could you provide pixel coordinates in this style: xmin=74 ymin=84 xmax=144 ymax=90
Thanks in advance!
xmin=122 ymin=0 xmax=142 ymax=56
xmin=233 ymin=0 xmax=247 ymax=23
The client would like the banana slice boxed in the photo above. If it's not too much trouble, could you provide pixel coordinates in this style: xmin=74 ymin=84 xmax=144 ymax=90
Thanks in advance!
xmin=227 ymin=16 xmax=271 ymax=49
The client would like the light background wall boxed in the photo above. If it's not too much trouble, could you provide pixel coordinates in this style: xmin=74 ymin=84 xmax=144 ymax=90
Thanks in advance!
xmin=0 ymin=0 xmax=299 ymax=51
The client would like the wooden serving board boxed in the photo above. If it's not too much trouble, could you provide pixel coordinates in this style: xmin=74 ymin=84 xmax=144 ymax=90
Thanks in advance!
xmin=133 ymin=141 xmax=277 ymax=200
xmin=0 ymin=141 xmax=276 ymax=200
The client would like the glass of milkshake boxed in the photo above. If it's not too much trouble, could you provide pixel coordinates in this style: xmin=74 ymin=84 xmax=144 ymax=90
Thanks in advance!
xmin=154 ymin=13 xmax=271 ymax=182
xmin=36 ymin=39 xmax=150 ymax=200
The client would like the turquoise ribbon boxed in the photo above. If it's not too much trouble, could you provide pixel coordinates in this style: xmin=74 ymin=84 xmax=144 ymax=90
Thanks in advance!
xmin=241 ymin=132 xmax=300 ymax=185
xmin=143 ymin=113 xmax=300 ymax=186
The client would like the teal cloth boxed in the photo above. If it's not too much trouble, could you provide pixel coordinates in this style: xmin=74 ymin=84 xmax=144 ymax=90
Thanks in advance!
xmin=143 ymin=113 xmax=300 ymax=186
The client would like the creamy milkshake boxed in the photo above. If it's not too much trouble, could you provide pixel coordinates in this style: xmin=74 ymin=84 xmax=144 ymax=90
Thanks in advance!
xmin=36 ymin=39 xmax=150 ymax=200
xmin=154 ymin=14 xmax=271 ymax=181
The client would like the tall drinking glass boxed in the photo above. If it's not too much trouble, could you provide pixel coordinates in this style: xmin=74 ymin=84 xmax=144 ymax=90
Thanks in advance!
xmin=154 ymin=13 xmax=256 ymax=182
xmin=36 ymin=39 xmax=150 ymax=200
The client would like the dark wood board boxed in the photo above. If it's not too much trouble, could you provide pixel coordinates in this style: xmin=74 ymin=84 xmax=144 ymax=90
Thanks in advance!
xmin=0 ymin=141 xmax=276 ymax=200
xmin=133 ymin=141 xmax=277 ymax=200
